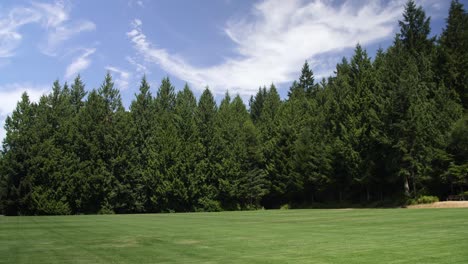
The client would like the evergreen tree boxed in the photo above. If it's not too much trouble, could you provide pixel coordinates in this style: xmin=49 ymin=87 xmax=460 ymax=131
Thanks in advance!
xmin=27 ymin=80 xmax=75 ymax=215
xmin=155 ymin=77 xmax=176 ymax=112
xmin=249 ymin=86 xmax=267 ymax=124
xmin=258 ymin=85 xmax=283 ymax=208
xmin=150 ymin=77 xmax=182 ymax=212
xmin=174 ymin=84 xmax=201 ymax=211
xmin=70 ymin=75 xmax=87 ymax=113
xmin=399 ymin=0 xmax=434 ymax=55
xmin=298 ymin=61 xmax=317 ymax=98
xmin=438 ymin=0 xmax=468 ymax=108
xmin=195 ymin=88 xmax=221 ymax=211
xmin=275 ymin=79 xmax=311 ymax=204
xmin=1 ymin=93 xmax=36 ymax=215
xmin=444 ymin=114 xmax=468 ymax=194
xmin=215 ymin=93 xmax=243 ymax=209
xmin=238 ymin=119 xmax=268 ymax=208
xmin=128 ymin=76 xmax=154 ymax=212
xmin=1 ymin=1 xmax=466 ymax=214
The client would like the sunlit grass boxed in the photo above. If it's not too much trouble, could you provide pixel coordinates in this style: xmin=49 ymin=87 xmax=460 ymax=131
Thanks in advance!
xmin=1 ymin=209 xmax=467 ymax=263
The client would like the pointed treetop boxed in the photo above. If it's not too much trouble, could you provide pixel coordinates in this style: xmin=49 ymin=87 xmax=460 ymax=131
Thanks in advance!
xmin=139 ymin=75 xmax=151 ymax=95
xmin=130 ymin=75 xmax=153 ymax=114
xmin=183 ymin=83 xmax=190 ymax=91
xmin=440 ymin=0 xmax=467 ymax=51
xmin=299 ymin=60 xmax=315 ymax=91
xmin=250 ymin=86 xmax=268 ymax=122
xmin=198 ymin=87 xmax=217 ymax=113
xmin=70 ymin=75 xmax=87 ymax=112
xmin=350 ymin=44 xmax=372 ymax=79
xmin=62 ymin=82 xmax=69 ymax=94
xmin=231 ymin=94 xmax=249 ymax=117
xmin=220 ymin=91 xmax=231 ymax=110
xmin=260 ymin=83 xmax=281 ymax=122
xmin=99 ymin=72 xmax=123 ymax=112
xmin=197 ymin=87 xmax=217 ymax=127
xmin=176 ymin=83 xmax=196 ymax=107
xmin=398 ymin=0 xmax=433 ymax=53
xmin=155 ymin=77 xmax=176 ymax=112
xmin=269 ymin=83 xmax=278 ymax=93
xmin=52 ymin=80 xmax=61 ymax=96
xmin=335 ymin=57 xmax=350 ymax=77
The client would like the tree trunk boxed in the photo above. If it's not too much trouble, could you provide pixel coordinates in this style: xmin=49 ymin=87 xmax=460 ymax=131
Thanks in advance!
xmin=404 ymin=176 xmax=410 ymax=197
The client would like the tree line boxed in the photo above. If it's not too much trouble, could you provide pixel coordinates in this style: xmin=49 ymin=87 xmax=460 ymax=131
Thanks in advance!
xmin=1 ymin=0 xmax=467 ymax=215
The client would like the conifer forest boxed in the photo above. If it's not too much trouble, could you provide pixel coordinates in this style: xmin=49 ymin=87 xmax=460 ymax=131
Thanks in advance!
xmin=1 ymin=0 xmax=467 ymax=215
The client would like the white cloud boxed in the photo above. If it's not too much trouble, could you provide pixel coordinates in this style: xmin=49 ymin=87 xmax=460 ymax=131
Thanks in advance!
xmin=33 ymin=1 xmax=96 ymax=56
xmin=126 ymin=56 xmax=148 ymax=75
xmin=41 ymin=20 xmax=96 ymax=56
xmin=0 ymin=83 xmax=48 ymax=143
xmin=31 ymin=1 xmax=69 ymax=28
xmin=133 ymin=19 xmax=142 ymax=27
xmin=0 ymin=1 xmax=95 ymax=57
xmin=417 ymin=0 xmax=444 ymax=10
xmin=65 ymin=48 xmax=96 ymax=79
xmin=0 ymin=7 xmax=42 ymax=57
xmin=127 ymin=0 xmax=410 ymax=95
xmin=128 ymin=0 xmax=145 ymax=8
xmin=0 ymin=83 xmax=47 ymax=116
xmin=106 ymin=66 xmax=131 ymax=90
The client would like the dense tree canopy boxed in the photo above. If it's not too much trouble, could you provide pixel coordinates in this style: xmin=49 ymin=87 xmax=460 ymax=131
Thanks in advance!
xmin=1 ymin=0 xmax=467 ymax=215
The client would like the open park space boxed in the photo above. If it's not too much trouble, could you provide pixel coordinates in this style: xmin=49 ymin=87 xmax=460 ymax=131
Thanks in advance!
xmin=1 ymin=208 xmax=467 ymax=263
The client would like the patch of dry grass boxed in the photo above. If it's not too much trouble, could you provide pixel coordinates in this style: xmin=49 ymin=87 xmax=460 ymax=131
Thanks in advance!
xmin=408 ymin=201 xmax=468 ymax=208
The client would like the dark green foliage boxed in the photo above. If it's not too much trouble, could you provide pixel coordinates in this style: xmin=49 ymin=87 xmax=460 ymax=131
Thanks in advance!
xmin=249 ymin=86 xmax=267 ymax=123
xmin=70 ymin=75 xmax=87 ymax=112
xmin=174 ymin=84 xmax=203 ymax=211
xmin=399 ymin=0 xmax=434 ymax=54
xmin=128 ymin=76 xmax=154 ymax=212
xmin=443 ymin=113 xmax=468 ymax=194
xmin=1 ymin=3 xmax=466 ymax=215
xmin=438 ymin=0 xmax=468 ymax=108
xmin=299 ymin=61 xmax=318 ymax=98
xmin=2 ymin=93 xmax=36 ymax=215
xmin=408 ymin=195 xmax=439 ymax=205
xmin=194 ymin=88 xmax=221 ymax=211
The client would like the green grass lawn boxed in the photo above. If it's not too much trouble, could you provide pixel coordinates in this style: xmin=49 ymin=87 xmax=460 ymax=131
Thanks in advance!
xmin=1 ymin=209 xmax=467 ymax=263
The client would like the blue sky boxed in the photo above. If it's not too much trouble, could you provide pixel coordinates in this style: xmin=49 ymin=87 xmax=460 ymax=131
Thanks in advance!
xmin=0 ymin=0 xmax=459 ymax=141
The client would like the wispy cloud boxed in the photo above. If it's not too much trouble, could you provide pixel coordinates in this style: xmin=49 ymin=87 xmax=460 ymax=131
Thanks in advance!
xmin=106 ymin=66 xmax=131 ymax=90
xmin=127 ymin=20 xmax=207 ymax=89
xmin=40 ymin=20 xmax=96 ymax=56
xmin=32 ymin=1 xmax=68 ymax=28
xmin=128 ymin=0 xmax=145 ymax=8
xmin=127 ymin=0 xmax=409 ymax=95
xmin=65 ymin=48 xmax=96 ymax=79
xmin=33 ymin=1 xmax=96 ymax=56
xmin=418 ymin=0 xmax=450 ymax=14
xmin=0 ymin=6 xmax=42 ymax=57
xmin=0 ymin=83 xmax=49 ymax=143
xmin=126 ymin=56 xmax=149 ymax=76
xmin=0 ymin=1 xmax=95 ymax=57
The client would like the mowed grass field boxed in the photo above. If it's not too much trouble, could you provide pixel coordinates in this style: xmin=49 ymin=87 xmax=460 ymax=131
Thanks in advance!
xmin=1 ymin=209 xmax=467 ymax=263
